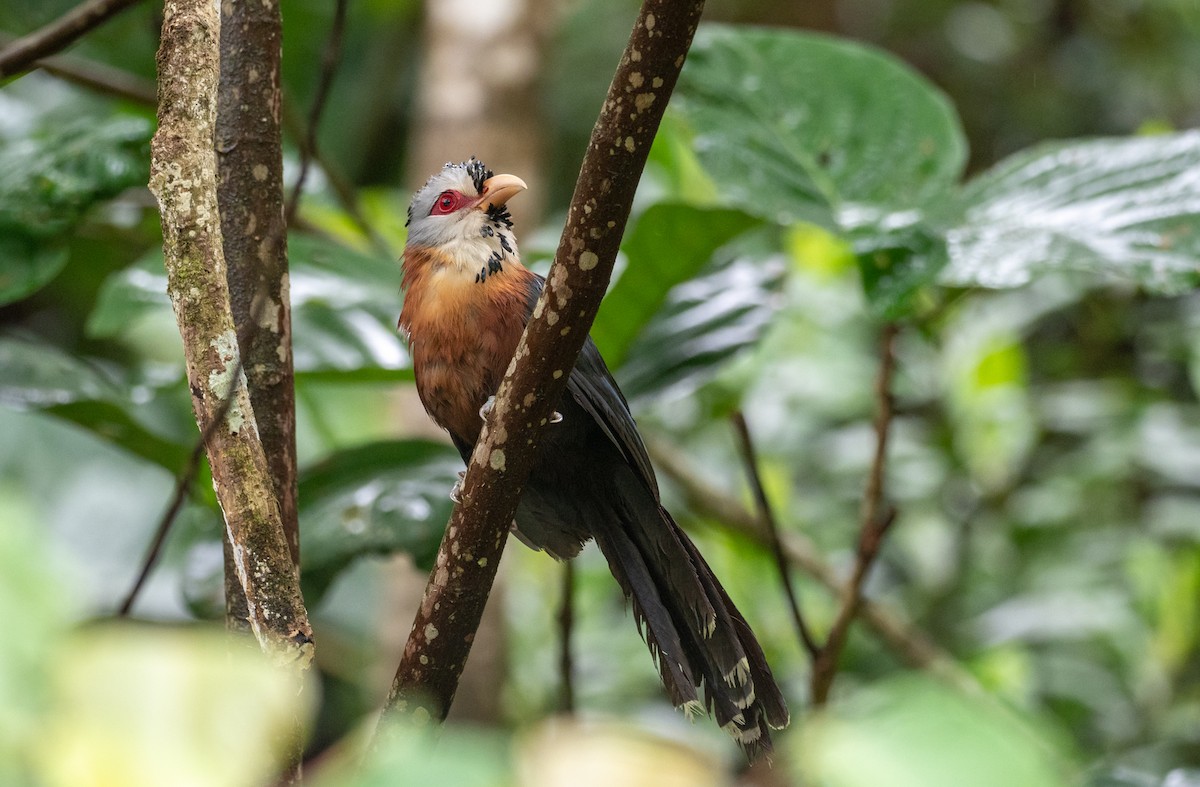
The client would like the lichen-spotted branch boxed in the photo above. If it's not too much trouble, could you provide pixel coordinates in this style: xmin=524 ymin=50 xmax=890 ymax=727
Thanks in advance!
xmin=379 ymin=0 xmax=707 ymax=729
xmin=149 ymin=0 xmax=312 ymax=666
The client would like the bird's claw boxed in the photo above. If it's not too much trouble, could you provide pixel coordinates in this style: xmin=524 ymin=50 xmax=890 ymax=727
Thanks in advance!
xmin=449 ymin=470 xmax=466 ymax=503
xmin=479 ymin=395 xmax=561 ymax=424
xmin=479 ymin=395 xmax=496 ymax=421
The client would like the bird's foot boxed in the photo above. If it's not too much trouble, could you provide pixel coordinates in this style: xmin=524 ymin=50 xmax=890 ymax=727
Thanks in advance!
xmin=478 ymin=396 xmax=496 ymax=421
xmin=479 ymin=395 xmax=561 ymax=424
xmin=449 ymin=470 xmax=466 ymax=503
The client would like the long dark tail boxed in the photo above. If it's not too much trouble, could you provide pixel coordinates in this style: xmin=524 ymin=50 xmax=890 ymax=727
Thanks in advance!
xmin=589 ymin=475 xmax=790 ymax=759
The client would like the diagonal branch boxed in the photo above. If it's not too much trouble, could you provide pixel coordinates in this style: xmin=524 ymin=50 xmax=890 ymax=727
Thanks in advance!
xmin=810 ymin=321 xmax=900 ymax=706
xmin=0 ymin=0 xmax=146 ymax=79
xmin=0 ymin=32 xmax=157 ymax=104
xmin=731 ymin=411 xmax=821 ymax=660
xmin=378 ymin=0 xmax=708 ymax=730
xmin=283 ymin=0 xmax=349 ymax=227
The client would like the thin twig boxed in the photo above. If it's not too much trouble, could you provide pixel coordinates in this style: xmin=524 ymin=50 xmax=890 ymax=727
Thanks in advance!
xmin=279 ymin=96 xmax=392 ymax=258
xmin=558 ymin=560 xmax=575 ymax=714
xmin=0 ymin=32 xmax=157 ymax=105
xmin=810 ymin=322 xmax=900 ymax=706
xmin=283 ymin=0 xmax=348 ymax=227
xmin=0 ymin=0 xmax=146 ymax=79
xmin=377 ymin=0 xmax=707 ymax=733
xmin=730 ymin=410 xmax=820 ymax=660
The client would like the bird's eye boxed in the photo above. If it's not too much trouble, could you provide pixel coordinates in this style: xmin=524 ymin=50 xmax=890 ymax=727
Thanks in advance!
xmin=431 ymin=191 xmax=460 ymax=215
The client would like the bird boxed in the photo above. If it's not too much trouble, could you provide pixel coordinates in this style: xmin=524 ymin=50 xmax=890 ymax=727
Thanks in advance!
xmin=398 ymin=158 xmax=789 ymax=758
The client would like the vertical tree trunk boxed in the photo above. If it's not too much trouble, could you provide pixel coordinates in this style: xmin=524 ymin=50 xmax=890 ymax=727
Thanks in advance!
xmin=152 ymin=0 xmax=311 ymax=666
xmin=217 ymin=0 xmax=298 ymax=566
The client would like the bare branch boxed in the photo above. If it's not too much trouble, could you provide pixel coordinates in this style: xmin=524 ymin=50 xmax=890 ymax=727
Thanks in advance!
xmin=218 ymin=0 xmax=297 ymax=570
xmin=0 ymin=0 xmax=146 ymax=79
xmin=730 ymin=411 xmax=821 ymax=660
xmin=0 ymin=35 xmax=158 ymax=105
xmin=810 ymin=322 xmax=900 ymax=706
xmin=283 ymin=0 xmax=349 ymax=227
xmin=378 ymin=0 xmax=707 ymax=730
xmin=558 ymin=561 xmax=576 ymax=713
xmin=279 ymin=96 xmax=392 ymax=257
xmin=149 ymin=0 xmax=312 ymax=664
xmin=118 ymin=440 xmax=205 ymax=615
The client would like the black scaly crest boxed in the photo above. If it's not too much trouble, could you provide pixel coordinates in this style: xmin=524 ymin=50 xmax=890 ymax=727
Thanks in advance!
xmin=464 ymin=157 xmax=491 ymax=193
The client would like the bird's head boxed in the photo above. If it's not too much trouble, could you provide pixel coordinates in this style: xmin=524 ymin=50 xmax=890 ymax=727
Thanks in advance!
xmin=405 ymin=158 xmax=527 ymax=252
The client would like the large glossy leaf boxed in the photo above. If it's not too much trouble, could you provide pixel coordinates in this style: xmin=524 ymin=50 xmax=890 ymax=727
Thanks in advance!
xmin=591 ymin=204 xmax=761 ymax=366
xmin=298 ymin=440 xmax=460 ymax=603
xmin=0 ymin=117 xmax=150 ymax=305
xmin=941 ymin=131 xmax=1200 ymax=293
xmin=674 ymin=25 xmax=967 ymax=229
xmin=90 ymin=233 xmax=412 ymax=379
xmin=618 ymin=235 xmax=787 ymax=401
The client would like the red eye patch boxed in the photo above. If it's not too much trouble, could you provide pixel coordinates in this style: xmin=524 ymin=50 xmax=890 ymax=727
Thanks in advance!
xmin=430 ymin=190 xmax=467 ymax=215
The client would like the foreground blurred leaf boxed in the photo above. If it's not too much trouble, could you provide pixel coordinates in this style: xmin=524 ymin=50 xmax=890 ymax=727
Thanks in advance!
xmin=592 ymin=203 xmax=761 ymax=366
xmin=91 ymin=234 xmax=410 ymax=379
xmin=516 ymin=719 xmax=726 ymax=787
xmin=316 ymin=724 xmax=509 ymax=787
xmin=36 ymin=626 xmax=315 ymax=787
xmin=941 ymin=131 xmax=1200 ymax=293
xmin=0 ymin=485 xmax=72 ymax=786
xmin=298 ymin=440 xmax=460 ymax=604
xmin=675 ymin=25 xmax=966 ymax=229
xmin=797 ymin=675 xmax=1071 ymax=787
xmin=0 ymin=117 xmax=150 ymax=305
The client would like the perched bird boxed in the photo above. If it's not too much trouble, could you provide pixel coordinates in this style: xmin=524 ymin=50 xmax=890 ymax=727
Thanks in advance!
xmin=399 ymin=158 xmax=789 ymax=757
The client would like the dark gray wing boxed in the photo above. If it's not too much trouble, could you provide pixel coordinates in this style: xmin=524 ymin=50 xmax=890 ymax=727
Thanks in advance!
xmin=524 ymin=275 xmax=661 ymax=499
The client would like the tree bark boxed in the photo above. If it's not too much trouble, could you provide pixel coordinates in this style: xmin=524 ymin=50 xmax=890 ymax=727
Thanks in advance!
xmin=149 ymin=0 xmax=312 ymax=666
xmin=379 ymin=0 xmax=707 ymax=730
xmin=216 ymin=0 xmax=298 ymax=578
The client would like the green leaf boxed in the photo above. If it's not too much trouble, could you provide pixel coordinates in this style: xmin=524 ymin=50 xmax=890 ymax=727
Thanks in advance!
xmin=90 ymin=234 xmax=412 ymax=378
xmin=796 ymin=676 xmax=1072 ymax=787
xmin=0 ymin=239 xmax=68 ymax=307
xmin=0 ymin=116 xmax=151 ymax=306
xmin=941 ymin=131 xmax=1200 ymax=294
xmin=0 ymin=483 xmax=73 ymax=784
xmin=853 ymin=224 xmax=947 ymax=320
xmin=592 ymin=204 xmax=761 ymax=366
xmin=675 ymin=25 xmax=966 ymax=228
xmin=0 ymin=335 xmax=191 ymax=469
xmin=0 ymin=334 xmax=122 ymax=408
xmin=87 ymin=254 xmax=170 ymax=339
xmin=298 ymin=440 xmax=460 ymax=603
xmin=618 ymin=233 xmax=787 ymax=401
xmin=37 ymin=626 xmax=316 ymax=787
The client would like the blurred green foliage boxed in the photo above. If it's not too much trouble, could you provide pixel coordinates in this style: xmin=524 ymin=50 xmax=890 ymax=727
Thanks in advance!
xmin=1 ymin=0 xmax=1199 ymax=784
